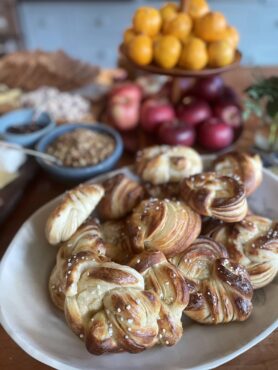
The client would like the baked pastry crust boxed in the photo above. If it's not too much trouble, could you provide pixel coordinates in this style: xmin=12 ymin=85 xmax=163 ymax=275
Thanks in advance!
xmin=100 ymin=220 xmax=134 ymax=264
xmin=44 ymin=148 xmax=270 ymax=355
xmin=144 ymin=182 xmax=181 ymax=200
xmin=49 ymin=219 xmax=106 ymax=310
xmin=85 ymin=288 xmax=161 ymax=354
xmin=128 ymin=198 xmax=201 ymax=257
xmin=130 ymin=250 xmax=189 ymax=346
xmin=135 ymin=145 xmax=202 ymax=185
xmin=98 ymin=174 xmax=145 ymax=220
xmin=171 ymin=237 xmax=253 ymax=324
xmin=45 ymin=184 xmax=104 ymax=245
xmin=181 ymin=172 xmax=248 ymax=222
xmin=64 ymin=260 xmax=162 ymax=354
xmin=213 ymin=151 xmax=263 ymax=196
xmin=201 ymin=217 xmax=225 ymax=236
xmin=208 ymin=215 xmax=278 ymax=289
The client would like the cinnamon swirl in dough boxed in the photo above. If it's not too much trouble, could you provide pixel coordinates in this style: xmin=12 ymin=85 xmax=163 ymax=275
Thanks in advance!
xmin=44 ymin=147 xmax=270 ymax=355
xmin=130 ymin=250 xmax=189 ymax=346
xmin=171 ymin=237 xmax=253 ymax=324
xmin=49 ymin=219 xmax=106 ymax=310
xmin=144 ymin=181 xmax=181 ymax=200
xmin=64 ymin=260 xmax=162 ymax=354
xmin=135 ymin=145 xmax=202 ymax=185
xmin=100 ymin=220 xmax=134 ymax=264
xmin=213 ymin=152 xmax=262 ymax=196
xmin=46 ymin=184 xmax=104 ymax=245
xmin=128 ymin=198 xmax=201 ymax=257
xmin=98 ymin=174 xmax=145 ymax=220
xmin=208 ymin=215 xmax=278 ymax=289
xmin=181 ymin=172 xmax=248 ymax=222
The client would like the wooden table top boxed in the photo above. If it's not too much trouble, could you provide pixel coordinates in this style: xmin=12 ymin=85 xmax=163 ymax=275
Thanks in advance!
xmin=1 ymin=66 xmax=278 ymax=370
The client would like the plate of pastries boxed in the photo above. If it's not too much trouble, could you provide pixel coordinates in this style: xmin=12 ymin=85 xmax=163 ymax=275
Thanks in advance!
xmin=0 ymin=146 xmax=278 ymax=370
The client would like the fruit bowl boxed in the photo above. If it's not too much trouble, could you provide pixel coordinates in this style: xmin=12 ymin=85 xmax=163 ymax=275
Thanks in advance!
xmin=119 ymin=122 xmax=243 ymax=156
xmin=104 ymin=74 xmax=244 ymax=155
xmin=120 ymin=44 xmax=242 ymax=78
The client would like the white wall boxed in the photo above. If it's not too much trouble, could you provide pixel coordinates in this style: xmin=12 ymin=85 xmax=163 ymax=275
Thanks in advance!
xmin=18 ymin=0 xmax=278 ymax=67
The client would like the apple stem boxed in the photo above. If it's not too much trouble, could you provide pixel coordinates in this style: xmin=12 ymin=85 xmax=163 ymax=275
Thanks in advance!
xmin=171 ymin=77 xmax=181 ymax=104
xmin=181 ymin=0 xmax=189 ymax=12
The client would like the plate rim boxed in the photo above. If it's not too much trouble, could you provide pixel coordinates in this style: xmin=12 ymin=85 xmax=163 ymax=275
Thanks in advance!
xmin=1 ymin=164 xmax=278 ymax=370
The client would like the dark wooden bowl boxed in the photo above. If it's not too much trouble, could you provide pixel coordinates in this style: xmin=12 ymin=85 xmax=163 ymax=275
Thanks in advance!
xmin=119 ymin=44 xmax=242 ymax=78
xmin=119 ymin=123 xmax=244 ymax=155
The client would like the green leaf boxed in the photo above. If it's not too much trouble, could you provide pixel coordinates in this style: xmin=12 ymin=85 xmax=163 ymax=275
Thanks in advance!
xmin=243 ymin=98 xmax=263 ymax=120
xmin=244 ymin=76 xmax=278 ymax=122
xmin=245 ymin=76 xmax=278 ymax=101
xmin=266 ymin=98 xmax=278 ymax=118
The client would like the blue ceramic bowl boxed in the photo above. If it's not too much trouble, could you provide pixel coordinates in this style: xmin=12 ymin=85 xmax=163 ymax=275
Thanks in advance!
xmin=0 ymin=108 xmax=56 ymax=147
xmin=36 ymin=123 xmax=123 ymax=182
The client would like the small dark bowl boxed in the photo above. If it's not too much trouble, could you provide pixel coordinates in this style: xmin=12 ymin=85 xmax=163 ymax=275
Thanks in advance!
xmin=36 ymin=123 xmax=123 ymax=182
xmin=0 ymin=109 xmax=55 ymax=147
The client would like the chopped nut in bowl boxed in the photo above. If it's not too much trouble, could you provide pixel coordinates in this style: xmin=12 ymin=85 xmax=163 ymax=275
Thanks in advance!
xmin=46 ymin=129 xmax=116 ymax=168
xmin=36 ymin=124 xmax=123 ymax=182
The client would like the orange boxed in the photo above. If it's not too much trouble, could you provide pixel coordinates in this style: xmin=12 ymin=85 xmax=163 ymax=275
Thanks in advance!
xmin=188 ymin=0 xmax=209 ymax=19
xmin=164 ymin=13 xmax=192 ymax=42
xmin=133 ymin=7 xmax=162 ymax=37
xmin=179 ymin=37 xmax=208 ymax=70
xmin=222 ymin=26 xmax=240 ymax=49
xmin=194 ymin=12 xmax=227 ymax=42
xmin=123 ymin=28 xmax=136 ymax=45
xmin=208 ymin=40 xmax=235 ymax=67
xmin=154 ymin=35 xmax=181 ymax=69
xmin=128 ymin=35 xmax=153 ymax=66
xmin=160 ymin=3 xmax=178 ymax=23
xmin=153 ymin=33 xmax=163 ymax=43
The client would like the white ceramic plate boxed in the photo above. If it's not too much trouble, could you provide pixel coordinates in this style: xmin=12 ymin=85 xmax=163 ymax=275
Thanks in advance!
xmin=1 ymin=165 xmax=278 ymax=370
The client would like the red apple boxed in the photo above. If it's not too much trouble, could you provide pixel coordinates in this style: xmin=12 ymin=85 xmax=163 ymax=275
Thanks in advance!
xmin=198 ymin=118 xmax=234 ymax=150
xmin=158 ymin=78 xmax=195 ymax=102
xmin=108 ymin=83 xmax=142 ymax=130
xmin=158 ymin=122 xmax=196 ymax=146
xmin=140 ymin=98 xmax=176 ymax=133
xmin=193 ymin=76 xmax=224 ymax=101
xmin=109 ymin=83 xmax=142 ymax=103
xmin=216 ymin=86 xmax=241 ymax=107
xmin=108 ymin=103 xmax=140 ymax=131
xmin=177 ymin=96 xmax=212 ymax=127
xmin=213 ymin=101 xmax=242 ymax=128
xmin=179 ymin=78 xmax=195 ymax=94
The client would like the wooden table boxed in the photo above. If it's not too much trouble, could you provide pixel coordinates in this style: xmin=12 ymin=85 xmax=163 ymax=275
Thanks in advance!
xmin=1 ymin=66 xmax=278 ymax=370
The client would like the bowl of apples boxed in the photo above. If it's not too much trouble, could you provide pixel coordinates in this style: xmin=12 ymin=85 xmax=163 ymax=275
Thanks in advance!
xmin=104 ymin=74 xmax=243 ymax=154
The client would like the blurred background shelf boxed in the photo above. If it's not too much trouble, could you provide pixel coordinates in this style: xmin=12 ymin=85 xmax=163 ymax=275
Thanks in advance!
xmin=0 ymin=0 xmax=24 ymax=55
xmin=14 ymin=0 xmax=278 ymax=67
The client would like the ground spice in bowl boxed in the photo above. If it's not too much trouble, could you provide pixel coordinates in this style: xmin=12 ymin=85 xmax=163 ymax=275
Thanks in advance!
xmin=46 ymin=128 xmax=115 ymax=167
xmin=6 ymin=122 xmax=48 ymax=134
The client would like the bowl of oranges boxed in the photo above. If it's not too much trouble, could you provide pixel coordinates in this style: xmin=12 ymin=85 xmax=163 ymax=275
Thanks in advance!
xmin=120 ymin=0 xmax=241 ymax=76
